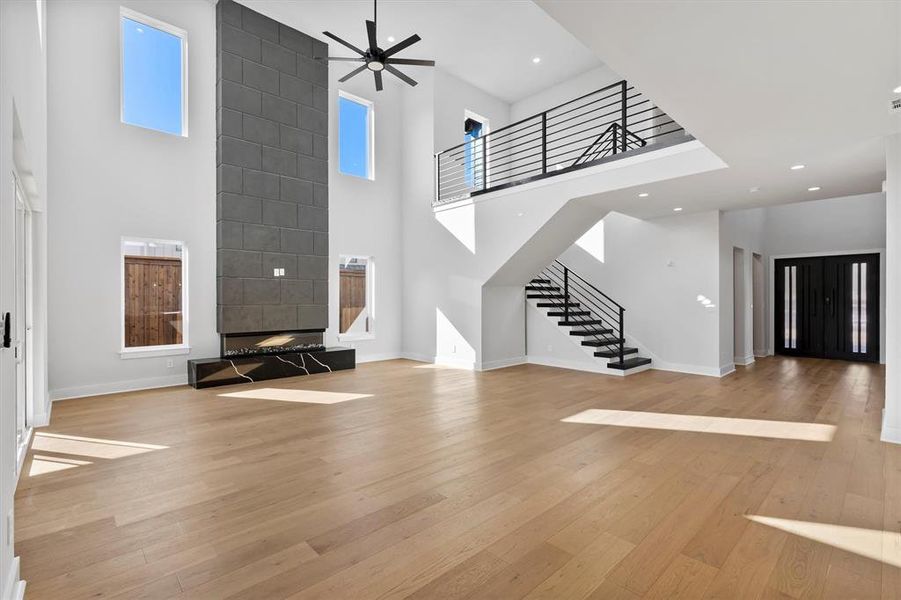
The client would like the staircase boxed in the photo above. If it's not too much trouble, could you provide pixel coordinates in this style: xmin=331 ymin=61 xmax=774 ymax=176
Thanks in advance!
xmin=526 ymin=260 xmax=652 ymax=374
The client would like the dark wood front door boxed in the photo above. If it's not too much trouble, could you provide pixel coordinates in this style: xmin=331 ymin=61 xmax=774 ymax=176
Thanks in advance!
xmin=774 ymin=254 xmax=879 ymax=363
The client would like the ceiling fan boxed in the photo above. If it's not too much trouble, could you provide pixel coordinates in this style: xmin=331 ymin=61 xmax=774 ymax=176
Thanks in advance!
xmin=321 ymin=0 xmax=436 ymax=92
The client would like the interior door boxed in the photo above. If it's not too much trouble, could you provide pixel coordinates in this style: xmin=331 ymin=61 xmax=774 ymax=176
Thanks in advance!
xmin=774 ymin=254 xmax=879 ymax=363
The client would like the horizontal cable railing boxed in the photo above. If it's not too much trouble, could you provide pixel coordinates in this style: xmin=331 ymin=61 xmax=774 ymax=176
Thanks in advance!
xmin=532 ymin=260 xmax=627 ymax=364
xmin=435 ymin=80 xmax=690 ymax=206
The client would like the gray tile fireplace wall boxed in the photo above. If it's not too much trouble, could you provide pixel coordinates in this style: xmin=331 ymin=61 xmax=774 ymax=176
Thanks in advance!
xmin=216 ymin=0 xmax=329 ymax=333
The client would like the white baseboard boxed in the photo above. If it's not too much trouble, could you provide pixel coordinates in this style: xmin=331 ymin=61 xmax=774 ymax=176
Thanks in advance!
xmin=355 ymin=352 xmax=404 ymax=364
xmin=432 ymin=355 xmax=476 ymax=370
xmin=50 ymin=374 xmax=188 ymax=401
xmin=399 ymin=351 xmax=432 ymax=364
xmin=2 ymin=557 xmax=24 ymax=600
xmin=480 ymin=356 xmax=527 ymax=371
xmin=32 ymin=398 xmax=52 ymax=427
xmin=734 ymin=355 xmax=755 ymax=366
xmin=882 ymin=410 xmax=901 ymax=445
xmin=527 ymin=355 xmax=625 ymax=376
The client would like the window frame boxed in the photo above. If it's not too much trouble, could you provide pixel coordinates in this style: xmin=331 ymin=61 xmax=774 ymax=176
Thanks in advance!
xmin=119 ymin=236 xmax=190 ymax=358
xmin=337 ymin=254 xmax=375 ymax=342
xmin=337 ymin=90 xmax=375 ymax=180
xmin=119 ymin=6 xmax=189 ymax=137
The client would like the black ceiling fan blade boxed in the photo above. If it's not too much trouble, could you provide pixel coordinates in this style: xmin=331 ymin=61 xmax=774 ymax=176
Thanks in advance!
xmin=322 ymin=31 xmax=366 ymax=56
xmin=366 ymin=20 xmax=378 ymax=53
xmin=385 ymin=64 xmax=417 ymax=87
xmin=374 ymin=70 xmax=383 ymax=91
xmin=386 ymin=58 xmax=435 ymax=67
xmin=383 ymin=34 xmax=421 ymax=58
xmin=339 ymin=64 xmax=369 ymax=83
xmin=328 ymin=57 xmax=365 ymax=62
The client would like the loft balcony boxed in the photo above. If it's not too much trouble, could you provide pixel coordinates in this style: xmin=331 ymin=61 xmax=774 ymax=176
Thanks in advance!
xmin=434 ymin=80 xmax=693 ymax=207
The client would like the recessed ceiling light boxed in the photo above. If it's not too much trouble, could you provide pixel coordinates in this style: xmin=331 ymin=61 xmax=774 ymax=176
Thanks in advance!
xmin=808 ymin=186 xmax=821 ymax=191
xmin=790 ymin=164 xmax=805 ymax=170
xmin=673 ymin=207 xmax=683 ymax=212
xmin=638 ymin=192 xmax=649 ymax=198
xmin=894 ymin=84 xmax=901 ymax=94
xmin=749 ymin=187 xmax=760 ymax=193
xmin=532 ymin=57 xmax=541 ymax=64
xmin=387 ymin=35 xmax=395 ymax=43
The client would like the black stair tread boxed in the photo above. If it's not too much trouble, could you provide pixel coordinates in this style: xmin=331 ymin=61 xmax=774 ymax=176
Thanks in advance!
xmin=525 ymin=285 xmax=560 ymax=292
xmin=558 ymin=319 xmax=605 ymax=326
xmin=531 ymin=278 xmax=551 ymax=284
xmin=547 ymin=310 xmax=589 ymax=317
xmin=607 ymin=356 xmax=652 ymax=370
xmin=527 ymin=293 xmax=568 ymax=299
xmin=581 ymin=338 xmax=626 ymax=347
xmin=537 ymin=301 xmax=580 ymax=307
xmin=594 ymin=347 xmax=639 ymax=358
xmin=569 ymin=329 xmax=614 ymax=336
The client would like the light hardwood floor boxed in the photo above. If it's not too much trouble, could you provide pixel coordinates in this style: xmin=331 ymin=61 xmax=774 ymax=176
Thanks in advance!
xmin=15 ymin=357 xmax=901 ymax=599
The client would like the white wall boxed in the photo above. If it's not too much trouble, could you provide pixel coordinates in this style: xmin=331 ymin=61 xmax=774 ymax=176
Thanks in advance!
xmin=434 ymin=69 xmax=510 ymax=154
xmin=1 ymin=0 xmax=48 ymax=595
xmin=326 ymin=72 xmax=404 ymax=362
xmin=884 ymin=133 xmax=901 ymax=444
xmin=763 ymin=192 xmax=886 ymax=256
xmin=719 ymin=207 xmax=766 ymax=371
xmin=557 ymin=211 xmax=723 ymax=376
xmin=510 ymin=65 xmax=621 ymax=122
xmin=48 ymin=0 xmax=217 ymax=399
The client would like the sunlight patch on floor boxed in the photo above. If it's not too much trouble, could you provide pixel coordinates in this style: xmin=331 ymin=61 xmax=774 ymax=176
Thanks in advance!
xmin=218 ymin=387 xmax=373 ymax=404
xmin=32 ymin=432 xmax=169 ymax=459
xmin=29 ymin=455 xmax=93 ymax=476
xmin=561 ymin=409 xmax=836 ymax=441
xmin=747 ymin=515 xmax=901 ymax=567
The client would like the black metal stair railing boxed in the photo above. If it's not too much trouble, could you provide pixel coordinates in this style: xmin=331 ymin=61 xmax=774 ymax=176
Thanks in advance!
xmin=531 ymin=260 xmax=627 ymax=365
xmin=435 ymin=80 xmax=689 ymax=206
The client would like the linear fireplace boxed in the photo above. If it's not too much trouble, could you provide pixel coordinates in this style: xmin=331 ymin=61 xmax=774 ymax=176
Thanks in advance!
xmin=220 ymin=330 xmax=325 ymax=358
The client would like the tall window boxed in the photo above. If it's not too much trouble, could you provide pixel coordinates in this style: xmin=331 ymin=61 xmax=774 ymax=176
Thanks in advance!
xmin=338 ymin=256 xmax=374 ymax=339
xmin=338 ymin=91 xmax=374 ymax=179
xmin=120 ymin=8 xmax=187 ymax=136
xmin=121 ymin=238 xmax=188 ymax=353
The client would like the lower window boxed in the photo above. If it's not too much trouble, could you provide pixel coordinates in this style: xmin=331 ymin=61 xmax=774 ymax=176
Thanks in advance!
xmin=338 ymin=255 xmax=374 ymax=339
xmin=122 ymin=238 xmax=187 ymax=351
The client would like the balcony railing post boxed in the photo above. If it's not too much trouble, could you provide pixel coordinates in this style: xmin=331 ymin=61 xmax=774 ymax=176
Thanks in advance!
xmin=619 ymin=306 xmax=625 ymax=364
xmin=481 ymin=136 xmax=488 ymax=191
xmin=620 ymin=80 xmax=628 ymax=153
xmin=564 ymin=266 xmax=570 ymax=323
xmin=541 ymin=112 xmax=548 ymax=174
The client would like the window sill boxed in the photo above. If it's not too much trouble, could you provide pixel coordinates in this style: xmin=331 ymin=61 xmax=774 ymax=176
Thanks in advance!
xmin=120 ymin=345 xmax=191 ymax=359
xmin=338 ymin=334 xmax=375 ymax=342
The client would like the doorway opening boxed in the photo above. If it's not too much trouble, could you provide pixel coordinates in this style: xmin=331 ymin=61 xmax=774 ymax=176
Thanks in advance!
xmin=732 ymin=247 xmax=747 ymax=364
xmin=752 ymin=253 xmax=765 ymax=356
xmin=464 ymin=110 xmax=489 ymax=190
xmin=774 ymin=253 xmax=879 ymax=362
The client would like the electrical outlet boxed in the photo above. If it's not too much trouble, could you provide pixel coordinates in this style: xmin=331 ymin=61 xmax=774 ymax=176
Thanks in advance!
xmin=166 ymin=359 xmax=174 ymax=368
xmin=547 ymin=344 xmax=553 ymax=352
xmin=452 ymin=344 xmax=457 ymax=354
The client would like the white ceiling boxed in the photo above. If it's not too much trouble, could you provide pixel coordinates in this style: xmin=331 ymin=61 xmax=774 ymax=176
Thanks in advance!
xmin=536 ymin=0 xmax=901 ymax=218
xmin=240 ymin=0 xmax=602 ymax=103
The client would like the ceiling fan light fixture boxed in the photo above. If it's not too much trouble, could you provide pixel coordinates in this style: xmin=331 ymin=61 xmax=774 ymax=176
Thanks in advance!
xmin=368 ymin=60 xmax=385 ymax=71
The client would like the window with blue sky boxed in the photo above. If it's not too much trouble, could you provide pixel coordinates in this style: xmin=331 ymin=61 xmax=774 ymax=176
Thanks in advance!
xmin=121 ymin=10 xmax=186 ymax=136
xmin=338 ymin=93 xmax=373 ymax=179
